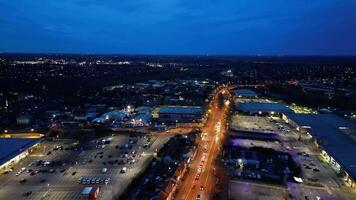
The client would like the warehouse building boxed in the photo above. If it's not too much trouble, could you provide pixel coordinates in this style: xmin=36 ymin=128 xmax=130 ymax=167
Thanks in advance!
xmin=233 ymin=89 xmax=258 ymax=98
xmin=0 ymin=138 xmax=41 ymax=172
xmin=284 ymin=113 xmax=356 ymax=188
xmin=235 ymin=102 xmax=294 ymax=115
xmin=157 ymin=106 xmax=203 ymax=124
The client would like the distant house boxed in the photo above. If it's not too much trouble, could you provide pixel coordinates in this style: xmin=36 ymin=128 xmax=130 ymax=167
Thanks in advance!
xmin=16 ymin=114 xmax=32 ymax=125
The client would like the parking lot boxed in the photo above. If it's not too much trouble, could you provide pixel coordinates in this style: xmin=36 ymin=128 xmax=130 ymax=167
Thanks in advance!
xmin=230 ymin=115 xmax=279 ymax=133
xmin=227 ymin=113 xmax=350 ymax=199
xmin=230 ymin=138 xmax=284 ymax=151
xmin=0 ymin=134 xmax=171 ymax=200
xmin=229 ymin=180 xmax=286 ymax=200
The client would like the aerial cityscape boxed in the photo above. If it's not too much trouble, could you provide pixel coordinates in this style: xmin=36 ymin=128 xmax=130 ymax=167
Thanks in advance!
xmin=1 ymin=1 xmax=356 ymax=200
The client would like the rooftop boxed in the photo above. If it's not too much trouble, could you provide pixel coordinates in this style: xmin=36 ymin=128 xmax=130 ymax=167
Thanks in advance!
xmin=236 ymin=102 xmax=293 ymax=113
xmin=0 ymin=138 xmax=41 ymax=167
xmin=158 ymin=106 xmax=203 ymax=115
xmin=234 ymin=89 xmax=258 ymax=97
xmin=287 ymin=114 xmax=356 ymax=179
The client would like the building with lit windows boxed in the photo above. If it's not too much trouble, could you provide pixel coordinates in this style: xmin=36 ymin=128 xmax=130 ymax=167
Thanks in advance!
xmin=236 ymin=102 xmax=293 ymax=115
xmin=283 ymin=113 xmax=356 ymax=188
xmin=157 ymin=106 xmax=203 ymax=123
xmin=0 ymin=138 xmax=41 ymax=172
xmin=233 ymin=89 xmax=258 ymax=98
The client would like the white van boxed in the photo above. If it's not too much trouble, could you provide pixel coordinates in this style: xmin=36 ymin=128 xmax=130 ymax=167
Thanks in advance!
xmin=120 ymin=167 xmax=127 ymax=174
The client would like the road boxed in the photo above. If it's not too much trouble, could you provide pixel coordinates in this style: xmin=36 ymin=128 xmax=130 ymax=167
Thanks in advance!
xmin=174 ymin=87 xmax=231 ymax=200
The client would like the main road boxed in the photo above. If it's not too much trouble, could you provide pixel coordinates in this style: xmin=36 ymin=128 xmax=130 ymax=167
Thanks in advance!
xmin=174 ymin=86 xmax=231 ymax=200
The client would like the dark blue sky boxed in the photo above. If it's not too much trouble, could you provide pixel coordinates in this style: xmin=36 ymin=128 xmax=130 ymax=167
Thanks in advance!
xmin=1 ymin=0 xmax=356 ymax=55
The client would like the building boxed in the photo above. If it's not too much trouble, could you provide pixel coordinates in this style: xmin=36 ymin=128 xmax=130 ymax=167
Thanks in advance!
xmin=16 ymin=114 xmax=32 ymax=125
xmin=157 ymin=106 xmax=203 ymax=123
xmin=234 ymin=89 xmax=258 ymax=98
xmin=92 ymin=110 xmax=126 ymax=123
xmin=284 ymin=113 xmax=356 ymax=188
xmin=236 ymin=102 xmax=293 ymax=115
xmin=135 ymin=106 xmax=152 ymax=114
xmin=0 ymin=138 xmax=41 ymax=172
xmin=131 ymin=114 xmax=152 ymax=127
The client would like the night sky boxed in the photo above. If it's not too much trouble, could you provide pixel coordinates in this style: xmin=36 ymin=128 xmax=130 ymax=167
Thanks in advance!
xmin=1 ymin=0 xmax=356 ymax=55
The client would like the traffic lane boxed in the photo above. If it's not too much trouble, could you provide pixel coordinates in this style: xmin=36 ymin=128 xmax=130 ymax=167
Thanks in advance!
xmin=179 ymin=109 xmax=227 ymax=199
xmin=199 ymin=110 xmax=226 ymax=199
xmin=178 ymin=131 xmax=216 ymax=199
xmin=179 ymin=95 xmax=226 ymax=198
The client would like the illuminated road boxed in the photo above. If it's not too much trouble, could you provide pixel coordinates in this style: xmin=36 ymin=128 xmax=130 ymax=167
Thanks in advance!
xmin=174 ymin=87 xmax=231 ymax=200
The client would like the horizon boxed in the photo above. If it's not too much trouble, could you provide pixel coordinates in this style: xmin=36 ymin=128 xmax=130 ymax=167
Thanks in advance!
xmin=2 ymin=52 xmax=356 ymax=57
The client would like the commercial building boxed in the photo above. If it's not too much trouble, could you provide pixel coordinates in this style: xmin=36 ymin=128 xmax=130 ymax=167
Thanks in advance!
xmin=157 ymin=106 xmax=203 ymax=123
xmin=92 ymin=110 xmax=126 ymax=123
xmin=235 ymin=102 xmax=293 ymax=115
xmin=131 ymin=113 xmax=152 ymax=127
xmin=284 ymin=113 xmax=356 ymax=188
xmin=0 ymin=138 xmax=41 ymax=172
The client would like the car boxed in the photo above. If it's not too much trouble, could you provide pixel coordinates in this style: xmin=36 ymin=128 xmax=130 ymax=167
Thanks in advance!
xmin=49 ymin=169 xmax=55 ymax=173
xmin=72 ymin=171 xmax=77 ymax=176
xmin=60 ymin=169 xmax=66 ymax=173
xmin=200 ymin=186 xmax=204 ymax=191
xmin=102 ymin=168 xmax=108 ymax=173
xmin=40 ymin=178 xmax=46 ymax=183
xmin=143 ymin=178 xmax=150 ymax=185
xmin=120 ymin=167 xmax=127 ymax=173
xmin=30 ymin=171 xmax=36 ymax=176
xmin=313 ymin=168 xmax=320 ymax=172
xmin=23 ymin=191 xmax=32 ymax=197
xmin=196 ymin=194 xmax=201 ymax=200
xmin=19 ymin=178 xmax=26 ymax=184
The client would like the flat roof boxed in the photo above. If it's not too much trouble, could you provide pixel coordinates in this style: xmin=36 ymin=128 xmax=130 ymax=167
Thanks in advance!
xmin=158 ymin=106 xmax=203 ymax=115
xmin=234 ymin=89 xmax=258 ymax=97
xmin=287 ymin=114 xmax=356 ymax=179
xmin=236 ymin=102 xmax=293 ymax=113
xmin=81 ymin=187 xmax=93 ymax=195
xmin=133 ymin=113 xmax=152 ymax=121
xmin=0 ymin=138 xmax=40 ymax=167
